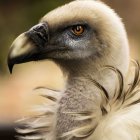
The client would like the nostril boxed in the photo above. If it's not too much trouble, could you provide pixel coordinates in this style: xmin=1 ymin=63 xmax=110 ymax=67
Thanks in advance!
xmin=26 ymin=23 xmax=49 ymax=48
xmin=32 ymin=23 xmax=49 ymax=42
xmin=36 ymin=31 xmax=48 ymax=43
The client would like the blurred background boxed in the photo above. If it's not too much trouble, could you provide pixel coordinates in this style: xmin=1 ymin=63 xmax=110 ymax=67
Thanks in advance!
xmin=0 ymin=0 xmax=140 ymax=139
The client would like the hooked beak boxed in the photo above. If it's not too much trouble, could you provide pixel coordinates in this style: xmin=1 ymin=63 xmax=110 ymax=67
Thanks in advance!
xmin=7 ymin=23 xmax=49 ymax=73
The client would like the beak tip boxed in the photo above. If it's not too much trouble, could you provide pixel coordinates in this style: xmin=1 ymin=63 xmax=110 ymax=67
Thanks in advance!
xmin=9 ymin=66 xmax=13 ymax=74
xmin=8 ymin=62 xmax=13 ymax=74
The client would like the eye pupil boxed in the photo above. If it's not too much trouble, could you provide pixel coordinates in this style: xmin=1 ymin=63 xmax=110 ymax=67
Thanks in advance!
xmin=72 ymin=25 xmax=84 ymax=36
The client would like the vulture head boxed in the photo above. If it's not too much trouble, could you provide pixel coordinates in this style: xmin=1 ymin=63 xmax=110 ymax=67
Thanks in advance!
xmin=8 ymin=0 xmax=129 ymax=78
xmin=8 ymin=1 xmax=140 ymax=140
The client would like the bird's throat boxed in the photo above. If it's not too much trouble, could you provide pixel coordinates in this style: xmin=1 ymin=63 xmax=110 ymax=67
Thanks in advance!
xmin=55 ymin=60 xmax=118 ymax=138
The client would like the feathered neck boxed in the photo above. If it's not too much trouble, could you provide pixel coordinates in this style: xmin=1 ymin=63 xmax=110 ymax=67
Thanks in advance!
xmin=57 ymin=61 xmax=140 ymax=139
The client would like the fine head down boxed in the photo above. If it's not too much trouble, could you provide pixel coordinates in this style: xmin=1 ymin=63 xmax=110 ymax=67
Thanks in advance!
xmin=7 ymin=0 xmax=129 ymax=77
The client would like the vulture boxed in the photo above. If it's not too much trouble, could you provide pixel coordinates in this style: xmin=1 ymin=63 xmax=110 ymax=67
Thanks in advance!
xmin=7 ymin=0 xmax=140 ymax=140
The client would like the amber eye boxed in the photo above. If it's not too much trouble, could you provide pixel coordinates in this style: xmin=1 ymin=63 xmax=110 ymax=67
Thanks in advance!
xmin=72 ymin=25 xmax=85 ymax=36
